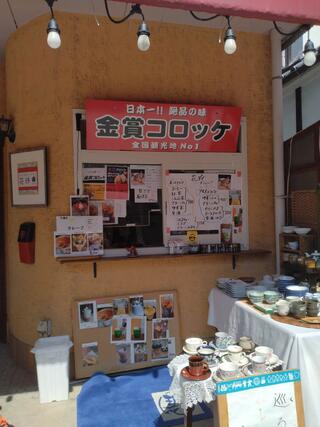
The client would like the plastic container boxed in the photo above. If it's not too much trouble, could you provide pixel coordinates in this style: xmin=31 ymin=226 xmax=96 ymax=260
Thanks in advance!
xmin=31 ymin=335 xmax=73 ymax=403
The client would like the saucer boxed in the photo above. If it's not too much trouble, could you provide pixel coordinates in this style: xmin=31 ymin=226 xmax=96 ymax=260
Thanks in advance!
xmin=212 ymin=369 xmax=243 ymax=382
xmin=181 ymin=366 xmax=211 ymax=381
xmin=221 ymin=354 xmax=250 ymax=367
xmin=182 ymin=346 xmax=198 ymax=355
xmin=242 ymin=364 xmax=271 ymax=376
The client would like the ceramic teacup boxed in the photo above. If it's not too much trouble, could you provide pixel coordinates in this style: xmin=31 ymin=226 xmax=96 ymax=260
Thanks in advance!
xmin=251 ymin=355 xmax=267 ymax=374
xmin=239 ymin=336 xmax=255 ymax=352
xmin=227 ymin=345 xmax=245 ymax=363
xmin=215 ymin=332 xmax=233 ymax=349
xmin=255 ymin=346 xmax=273 ymax=361
xmin=185 ymin=337 xmax=206 ymax=353
xmin=188 ymin=355 xmax=209 ymax=376
xmin=197 ymin=345 xmax=216 ymax=363
xmin=218 ymin=361 xmax=239 ymax=379
xmin=276 ymin=300 xmax=290 ymax=316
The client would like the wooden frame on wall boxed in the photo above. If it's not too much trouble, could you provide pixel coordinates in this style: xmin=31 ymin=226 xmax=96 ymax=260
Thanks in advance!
xmin=9 ymin=147 xmax=48 ymax=207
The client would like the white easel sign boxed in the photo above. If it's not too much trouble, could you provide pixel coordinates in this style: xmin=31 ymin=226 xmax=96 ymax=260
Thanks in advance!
xmin=216 ymin=370 xmax=301 ymax=427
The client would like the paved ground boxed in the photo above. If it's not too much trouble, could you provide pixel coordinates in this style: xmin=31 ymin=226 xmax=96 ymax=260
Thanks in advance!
xmin=0 ymin=344 xmax=214 ymax=427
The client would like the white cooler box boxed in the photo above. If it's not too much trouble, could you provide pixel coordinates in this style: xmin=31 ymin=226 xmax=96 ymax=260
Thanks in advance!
xmin=31 ymin=335 xmax=73 ymax=403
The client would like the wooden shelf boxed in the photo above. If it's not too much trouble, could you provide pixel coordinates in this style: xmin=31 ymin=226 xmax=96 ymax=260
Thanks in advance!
xmin=55 ymin=249 xmax=271 ymax=272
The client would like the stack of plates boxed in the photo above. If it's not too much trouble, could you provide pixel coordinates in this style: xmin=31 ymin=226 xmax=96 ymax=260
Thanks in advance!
xmin=224 ymin=280 xmax=248 ymax=298
xmin=276 ymin=275 xmax=295 ymax=294
xmin=285 ymin=285 xmax=309 ymax=298
xmin=216 ymin=278 xmax=230 ymax=290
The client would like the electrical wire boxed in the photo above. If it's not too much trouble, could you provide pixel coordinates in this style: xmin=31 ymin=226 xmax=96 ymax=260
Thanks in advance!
xmin=104 ymin=0 xmax=143 ymax=24
xmin=189 ymin=10 xmax=220 ymax=21
xmin=273 ymin=21 xmax=301 ymax=37
xmin=6 ymin=0 xmax=18 ymax=29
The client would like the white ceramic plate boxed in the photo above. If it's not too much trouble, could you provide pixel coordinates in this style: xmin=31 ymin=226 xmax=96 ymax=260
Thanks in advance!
xmin=212 ymin=369 xmax=243 ymax=382
xmin=182 ymin=345 xmax=198 ymax=355
xmin=221 ymin=354 xmax=250 ymax=367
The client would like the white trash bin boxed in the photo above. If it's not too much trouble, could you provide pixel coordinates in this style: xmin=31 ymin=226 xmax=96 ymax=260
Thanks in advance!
xmin=31 ymin=335 xmax=73 ymax=403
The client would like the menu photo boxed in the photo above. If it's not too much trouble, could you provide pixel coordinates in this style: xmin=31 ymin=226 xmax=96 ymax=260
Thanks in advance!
xmin=152 ymin=319 xmax=169 ymax=339
xmin=115 ymin=344 xmax=132 ymax=365
xmin=97 ymin=303 xmax=113 ymax=327
xmin=144 ymin=299 xmax=157 ymax=321
xmin=129 ymin=295 xmax=144 ymax=316
xmin=160 ymin=294 xmax=174 ymax=318
xmin=70 ymin=195 xmax=89 ymax=216
xmin=81 ymin=342 xmax=99 ymax=367
xmin=78 ymin=301 xmax=98 ymax=329
xmin=111 ymin=315 xmax=130 ymax=343
xmin=106 ymin=165 xmax=129 ymax=200
xmin=54 ymin=233 xmax=71 ymax=256
xmin=134 ymin=343 xmax=148 ymax=363
xmin=130 ymin=316 xmax=146 ymax=342
xmin=151 ymin=338 xmax=175 ymax=361
xmin=88 ymin=233 xmax=104 ymax=255
xmin=113 ymin=298 xmax=129 ymax=316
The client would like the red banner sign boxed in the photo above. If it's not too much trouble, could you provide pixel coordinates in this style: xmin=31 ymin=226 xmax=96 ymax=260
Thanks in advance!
xmin=85 ymin=99 xmax=241 ymax=153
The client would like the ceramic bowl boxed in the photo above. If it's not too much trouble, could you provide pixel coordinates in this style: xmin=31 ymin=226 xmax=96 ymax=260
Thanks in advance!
xmin=218 ymin=361 xmax=239 ymax=379
xmin=282 ymin=226 xmax=296 ymax=234
xmin=247 ymin=290 xmax=264 ymax=304
xmin=294 ymin=227 xmax=311 ymax=235
xmin=264 ymin=290 xmax=280 ymax=304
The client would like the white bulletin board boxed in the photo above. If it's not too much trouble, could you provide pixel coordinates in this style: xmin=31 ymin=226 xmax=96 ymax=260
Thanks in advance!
xmin=165 ymin=168 xmax=245 ymax=246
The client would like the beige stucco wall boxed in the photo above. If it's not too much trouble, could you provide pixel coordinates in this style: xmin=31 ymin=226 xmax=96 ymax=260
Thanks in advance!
xmin=4 ymin=12 xmax=275 ymax=350
xmin=0 ymin=62 xmax=5 ymax=114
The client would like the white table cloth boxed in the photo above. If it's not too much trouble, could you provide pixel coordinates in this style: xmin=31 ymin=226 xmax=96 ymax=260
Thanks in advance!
xmin=208 ymin=287 xmax=320 ymax=427
xmin=168 ymin=354 xmax=215 ymax=413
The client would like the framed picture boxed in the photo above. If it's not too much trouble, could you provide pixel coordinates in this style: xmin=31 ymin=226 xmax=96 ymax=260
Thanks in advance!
xmin=10 ymin=147 xmax=47 ymax=206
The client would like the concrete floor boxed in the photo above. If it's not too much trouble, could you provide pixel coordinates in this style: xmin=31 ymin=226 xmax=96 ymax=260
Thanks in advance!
xmin=0 ymin=344 xmax=214 ymax=427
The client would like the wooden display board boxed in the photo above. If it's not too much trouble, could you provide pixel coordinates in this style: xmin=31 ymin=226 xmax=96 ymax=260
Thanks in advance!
xmin=72 ymin=290 xmax=180 ymax=379
xmin=214 ymin=370 xmax=305 ymax=427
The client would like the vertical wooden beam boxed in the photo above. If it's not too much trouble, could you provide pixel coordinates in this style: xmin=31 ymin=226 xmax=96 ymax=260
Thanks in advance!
xmin=0 ymin=136 xmax=7 ymax=342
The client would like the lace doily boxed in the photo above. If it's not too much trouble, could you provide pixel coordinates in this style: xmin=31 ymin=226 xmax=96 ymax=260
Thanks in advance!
xmin=168 ymin=354 xmax=216 ymax=413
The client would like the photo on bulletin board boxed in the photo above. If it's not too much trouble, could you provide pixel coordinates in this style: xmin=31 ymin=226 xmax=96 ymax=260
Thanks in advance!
xmin=152 ymin=319 xmax=169 ymax=339
xmin=160 ymin=294 xmax=174 ymax=318
xmin=116 ymin=343 xmax=131 ymax=365
xmin=102 ymin=200 xmax=118 ymax=225
xmin=134 ymin=343 xmax=148 ymax=363
xmin=144 ymin=299 xmax=157 ymax=321
xmin=113 ymin=298 xmax=129 ymax=315
xmin=78 ymin=301 xmax=98 ymax=329
xmin=81 ymin=342 xmax=99 ymax=367
xmin=129 ymin=296 xmax=144 ymax=316
xmin=70 ymin=195 xmax=89 ymax=216
xmin=111 ymin=316 xmax=130 ymax=342
xmin=97 ymin=303 xmax=113 ymax=328
xmin=130 ymin=317 xmax=146 ymax=342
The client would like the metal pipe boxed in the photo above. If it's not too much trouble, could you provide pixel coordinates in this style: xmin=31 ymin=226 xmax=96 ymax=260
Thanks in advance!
xmin=271 ymin=29 xmax=285 ymax=274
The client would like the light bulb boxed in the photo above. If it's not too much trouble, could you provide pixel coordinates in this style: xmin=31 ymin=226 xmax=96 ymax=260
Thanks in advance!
xmin=47 ymin=18 xmax=61 ymax=49
xmin=303 ymin=39 xmax=317 ymax=67
xmin=224 ymin=26 xmax=237 ymax=55
xmin=224 ymin=38 xmax=237 ymax=55
xmin=47 ymin=31 xmax=61 ymax=49
xmin=137 ymin=22 xmax=150 ymax=52
xmin=137 ymin=34 xmax=150 ymax=51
